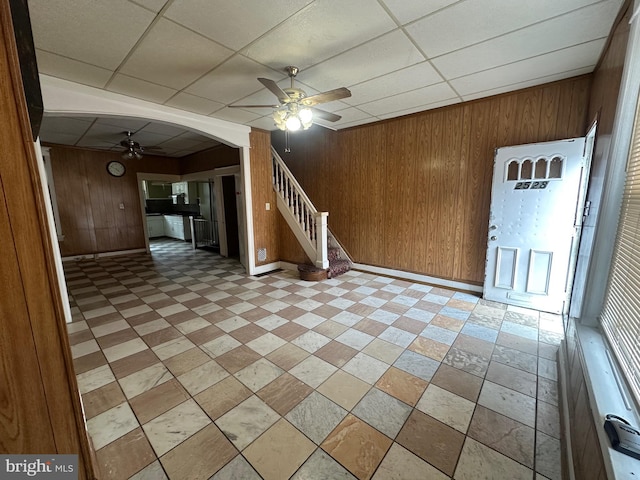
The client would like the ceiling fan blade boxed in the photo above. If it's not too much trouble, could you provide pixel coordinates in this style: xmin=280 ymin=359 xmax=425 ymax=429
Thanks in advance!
xmin=302 ymin=87 xmax=351 ymax=107
xmin=312 ymin=108 xmax=341 ymax=122
xmin=228 ymin=104 xmax=279 ymax=108
xmin=258 ymin=78 xmax=290 ymax=103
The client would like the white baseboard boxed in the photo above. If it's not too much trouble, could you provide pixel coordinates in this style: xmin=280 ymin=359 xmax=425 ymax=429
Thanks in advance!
xmin=251 ymin=261 xmax=282 ymax=276
xmin=62 ymin=248 xmax=147 ymax=262
xmin=351 ymin=263 xmax=483 ymax=293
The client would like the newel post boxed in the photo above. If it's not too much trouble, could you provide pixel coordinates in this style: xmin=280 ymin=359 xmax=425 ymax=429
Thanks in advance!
xmin=315 ymin=212 xmax=329 ymax=269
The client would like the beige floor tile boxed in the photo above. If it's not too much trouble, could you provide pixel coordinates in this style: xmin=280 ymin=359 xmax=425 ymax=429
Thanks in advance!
xmin=362 ymin=338 xmax=404 ymax=364
xmin=160 ymin=424 xmax=237 ymax=480
xmin=244 ymin=419 xmax=315 ymax=480
xmin=468 ymin=405 xmax=535 ymax=467
xmin=87 ymin=402 xmax=139 ymax=450
xmin=177 ymin=359 xmax=229 ymax=395
xmin=129 ymin=379 xmax=190 ymax=424
xmin=372 ymin=443 xmax=448 ymax=480
xmin=118 ymin=363 xmax=173 ymax=399
xmin=103 ymin=338 xmax=149 ymax=362
xmin=195 ymin=376 xmax=252 ymax=420
xmin=289 ymin=355 xmax=337 ymax=388
xmin=407 ymin=336 xmax=450 ymax=361
xmin=142 ymin=399 xmax=211 ymax=457
xmin=215 ymin=395 xmax=280 ymax=450
xmin=152 ymin=337 xmax=196 ymax=361
xmin=110 ymin=349 xmax=160 ymax=379
xmin=266 ymin=343 xmax=309 ymax=370
xmin=163 ymin=347 xmax=210 ymax=376
xmin=396 ymin=410 xmax=464 ymax=477
xmin=256 ymin=373 xmax=313 ymax=416
xmin=215 ymin=345 xmax=262 ymax=374
xmin=77 ymin=364 xmax=116 ymax=395
xmin=313 ymin=319 xmax=350 ymax=338
xmin=455 ymin=437 xmax=533 ymax=480
xmin=478 ymin=381 xmax=536 ymax=428
xmin=430 ymin=363 xmax=483 ymax=402
xmin=96 ymin=427 xmax=156 ymax=479
xmin=416 ymin=384 xmax=475 ymax=433
xmin=318 ymin=370 xmax=371 ymax=411
xmin=321 ymin=414 xmax=392 ymax=480
xmin=375 ymin=367 xmax=428 ymax=407
xmin=81 ymin=381 xmax=126 ymax=419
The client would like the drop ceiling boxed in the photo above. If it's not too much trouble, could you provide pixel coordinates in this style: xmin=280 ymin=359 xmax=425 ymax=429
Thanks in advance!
xmin=29 ymin=0 xmax=623 ymax=155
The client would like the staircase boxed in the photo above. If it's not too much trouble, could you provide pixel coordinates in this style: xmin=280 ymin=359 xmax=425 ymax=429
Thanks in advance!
xmin=328 ymin=246 xmax=350 ymax=278
xmin=272 ymin=146 xmax=351 ymax=278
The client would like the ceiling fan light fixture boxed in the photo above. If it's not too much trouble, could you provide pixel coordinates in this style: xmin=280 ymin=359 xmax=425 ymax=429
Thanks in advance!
xmin=285 ymin=115 xmax=302 ymax=131
xmin=122 ymin=150 xmax=135 ymax=160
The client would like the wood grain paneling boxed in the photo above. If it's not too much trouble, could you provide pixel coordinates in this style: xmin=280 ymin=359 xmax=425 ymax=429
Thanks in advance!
xmin=49 ymin=145 xmax=180 ymax=256
xmin=0 ymin=0 xmax=94 ymax=475
xmin=180 ymin=144 xmax=240 ymax=175
xmin=249 ymin=128 xmax=280 ymax=265
xmin=274 ymin=75 xmax=591 ymax=284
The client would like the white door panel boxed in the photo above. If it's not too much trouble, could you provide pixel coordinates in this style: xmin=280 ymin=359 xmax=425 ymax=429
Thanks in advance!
xmin=484 ymin=138 xmax=586 ymax=314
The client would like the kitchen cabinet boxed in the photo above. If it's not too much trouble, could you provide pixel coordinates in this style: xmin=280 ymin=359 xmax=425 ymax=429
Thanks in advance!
xmin=146 ymin=215 xmax=165 ymax=238
xmin=163 ymin=215 xmax=191 ymax=241
xmin=172 ymin=182 xmax=189 ymax=203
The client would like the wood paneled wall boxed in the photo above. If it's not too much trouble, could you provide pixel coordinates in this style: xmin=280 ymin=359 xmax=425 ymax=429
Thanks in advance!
xmin=49 ymin=145 xmax=180 ymax=256
xmin=180 ymin=143 xmax=240 ymax=175
xmin=273 ymin=75 xmax=591 ymax=284
xmin=0 ymin=0 xmax=94 ymax=475
xmin=249 ymin=128 xmax=280 ymax=265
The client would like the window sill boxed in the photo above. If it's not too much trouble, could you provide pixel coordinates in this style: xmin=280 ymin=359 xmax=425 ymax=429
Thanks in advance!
xmin=576 ymin=325 xmax=640 ymax=478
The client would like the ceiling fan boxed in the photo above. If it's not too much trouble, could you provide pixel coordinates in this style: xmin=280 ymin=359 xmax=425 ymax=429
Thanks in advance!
xmin=229 ymin=66 xmax=351 ymax=131
xmin=120 ymin=131 xmax=163 ymax=159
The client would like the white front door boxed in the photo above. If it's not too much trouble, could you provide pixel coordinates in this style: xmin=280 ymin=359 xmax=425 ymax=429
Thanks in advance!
xmin=484 ymin=138 xmax=588 ymax=314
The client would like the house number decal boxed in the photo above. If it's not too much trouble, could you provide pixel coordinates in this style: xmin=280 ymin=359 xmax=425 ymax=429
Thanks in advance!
xmin=514 ymin=181 xmax=548 ymax=190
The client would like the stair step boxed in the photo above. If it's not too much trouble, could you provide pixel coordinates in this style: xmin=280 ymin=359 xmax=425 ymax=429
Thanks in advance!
xmin=328 ymin=258 xmax=350 ymax=279
xmin=328 ymin=247 xmax=341 ymax=262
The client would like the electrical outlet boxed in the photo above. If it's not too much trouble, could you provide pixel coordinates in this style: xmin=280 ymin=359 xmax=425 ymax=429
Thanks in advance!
xmin=119 ymin=203 xmax=125 ymax=210
xmin=266 ymin=203 xmax=270 ymax=210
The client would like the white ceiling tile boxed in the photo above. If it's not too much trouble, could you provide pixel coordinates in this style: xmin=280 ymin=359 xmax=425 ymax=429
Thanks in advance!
xmin=406 ymin=0 xmax=602 ymax=58
xmin=209 ymin=107 xmax=262 ymax=124
xmin=243 ymin=0 xmax=397 ymax=70
xmin=130 ymin=0 xmax=169 ymax=13
xmin=95 ymin=117 xmax=151 ymax=131
xmin=358 ymin=82 xmax=458 ymax=116
xmin=302 ymin=30 xmax=425 ymax=92
xmin=157 ymin=136 xmax=207 ymax=149
xmin=377 ymin=98 xmax=461 ymax=119
xmin=138 ymin=123 xmax=189 ymax=136
xmin=330 ymin=116 xmax=381 ymax=129
xmin=450 ymin=39 xmax=604 ymax=96
xmin=346 ymin=62 xmax=443 ymax=106
xmin=186 ymin=55 xmax=282 ymax=104
xmin=35 ymin=50 xmax=113 ymax=88
xmin=166 ymin=0 xmax=313 ymax=50
xmin=29 ymin=0 xmax=155 ymax=69
xmin=248 ymin=116 xmax=280 ymax=131
xmin=328 ymin=107 xmax=373 ymax=125
xmin=460 ymin=66 xmax=594 ymax=102
xmin=40 ymin=116 xmax=94 ymax=135
xmin=432 ymin=2 xmax=619 ymax=79
xmin=126 ymin=131 xmax=173 ymax=147
xmin=380 ymin=0 xmax=458 ymax=24
xmin=39 ymin=131 xmax=87 ymax=146
xmin=164 ymin=92 xmax=225 ymax=115
xmin=107 ymin=74 xmax=177 ymax=103
xmin=119 ymin=19 xmax=233 ymax=90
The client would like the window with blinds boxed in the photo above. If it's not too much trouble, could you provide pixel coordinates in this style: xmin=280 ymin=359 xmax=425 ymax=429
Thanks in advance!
xmin=600 ymin=98 xmax=640 ymax=408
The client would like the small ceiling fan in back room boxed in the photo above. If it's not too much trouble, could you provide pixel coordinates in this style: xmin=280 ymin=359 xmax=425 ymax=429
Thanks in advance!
xmin=120 ymin=131 xmax=164 ymax=160
xmin=229 ymin=66 xmax=351 ymax=151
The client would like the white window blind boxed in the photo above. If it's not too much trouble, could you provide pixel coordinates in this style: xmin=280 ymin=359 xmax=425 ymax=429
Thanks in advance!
xmin=601 ymin=97 xmax=640 ymax=407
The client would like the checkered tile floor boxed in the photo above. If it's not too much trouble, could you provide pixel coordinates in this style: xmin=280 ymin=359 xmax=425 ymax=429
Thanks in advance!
xmin=66 ymin=239 xmax=563 ymax=479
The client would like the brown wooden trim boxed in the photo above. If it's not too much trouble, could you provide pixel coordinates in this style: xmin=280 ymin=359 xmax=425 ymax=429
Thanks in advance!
xmin=0 ymin=0 xmax=95 ymax=477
